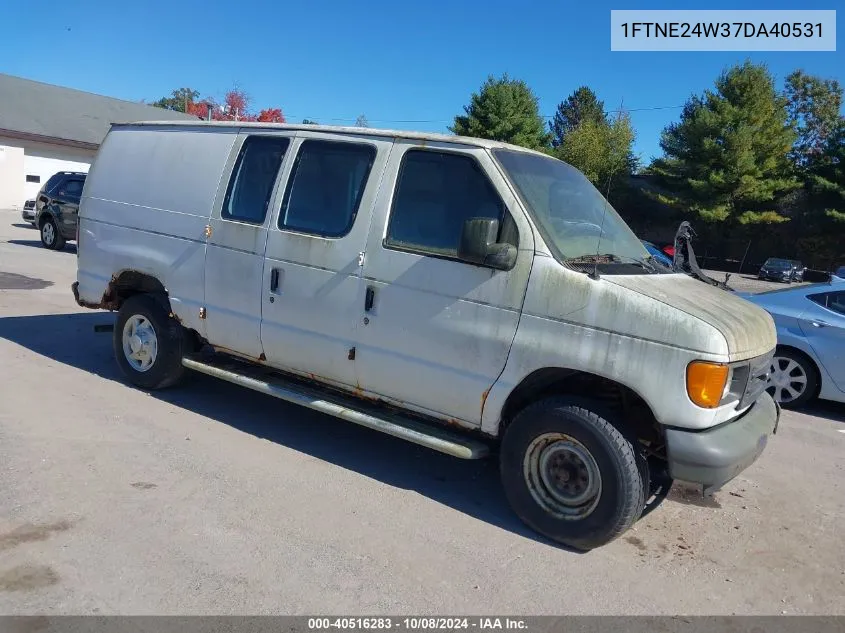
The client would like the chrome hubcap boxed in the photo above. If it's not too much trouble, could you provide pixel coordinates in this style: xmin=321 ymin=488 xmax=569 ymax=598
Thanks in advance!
xmin=523 ymin=433 xmax=602 ymax=520
xmin=767 ymin=356 xmax=807 ymax=404
xmin=42 ymin=222 xmax=55 ymax=245
xmin=121 ymin=315 xmax=158 ymax=372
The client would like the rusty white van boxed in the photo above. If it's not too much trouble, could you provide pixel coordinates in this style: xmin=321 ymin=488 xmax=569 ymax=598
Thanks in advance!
xmin=72 ymin=121 xmax=780 ymax=550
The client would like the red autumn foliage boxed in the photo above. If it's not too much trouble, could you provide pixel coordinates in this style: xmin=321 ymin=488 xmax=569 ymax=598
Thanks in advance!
xmin=184 ymin=88 xmax=284 ymax=123
xmin=257 ymin=108 xmax=285 ymax=123
xmin=186 ymin=101 xmax=210 ymax=120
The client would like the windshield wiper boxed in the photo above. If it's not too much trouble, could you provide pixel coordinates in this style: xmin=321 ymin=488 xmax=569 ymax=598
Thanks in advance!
xmin=565 ymin=253 xmax=662 ymax=274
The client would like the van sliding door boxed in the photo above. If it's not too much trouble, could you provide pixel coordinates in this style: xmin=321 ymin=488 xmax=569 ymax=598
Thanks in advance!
xmin=259 ymin=133 xmax=392 ymax=388
xmin=202 ymin=132 xmax=293 ymax=359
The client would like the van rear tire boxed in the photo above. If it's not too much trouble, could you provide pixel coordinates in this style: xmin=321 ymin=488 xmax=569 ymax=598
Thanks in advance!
xmin=500 ymin=397 xmax=645 ymax=551
xmin=113 ymin=294 xmax=187 ymax=390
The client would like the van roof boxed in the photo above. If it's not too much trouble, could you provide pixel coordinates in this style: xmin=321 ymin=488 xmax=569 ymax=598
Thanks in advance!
xmin=108 ymin=120 xmax=549 ymax=156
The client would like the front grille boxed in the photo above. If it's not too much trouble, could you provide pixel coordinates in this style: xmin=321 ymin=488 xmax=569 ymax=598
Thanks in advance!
xmin=738 ymin=350 xmax=774 ymax=409
xmin=24 ymin=200 xmax=35 ymax=210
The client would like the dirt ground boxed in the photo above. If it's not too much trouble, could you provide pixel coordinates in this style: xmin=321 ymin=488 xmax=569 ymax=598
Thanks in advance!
xmin=703 ymin=269 xmax=810 ymax=294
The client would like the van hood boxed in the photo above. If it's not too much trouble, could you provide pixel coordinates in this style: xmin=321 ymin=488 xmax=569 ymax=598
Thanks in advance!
xmin=605 ymin=273 xmax=776 ymax=362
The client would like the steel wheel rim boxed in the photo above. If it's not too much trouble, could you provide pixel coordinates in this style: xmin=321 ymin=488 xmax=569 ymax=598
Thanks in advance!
xmin=523 ymin=433 xmax=602 ymax=520
xmin=767 ymin=356 xmax=808 ymax=404
xmin=42 ymin=222 xmax=55 ymax=245
xmin=121 ymin=315 xmax=158 ymax=372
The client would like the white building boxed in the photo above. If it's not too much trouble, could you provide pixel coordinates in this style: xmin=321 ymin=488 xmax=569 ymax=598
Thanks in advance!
xmin=0 ymin=73 xmax=197 ymax=210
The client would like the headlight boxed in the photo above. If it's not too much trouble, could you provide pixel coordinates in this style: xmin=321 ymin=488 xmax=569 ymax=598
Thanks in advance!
xmin=686 ymin=362 xmax=729 ymax=408
xmin=686 ymin=361 xmax=751 ymax=409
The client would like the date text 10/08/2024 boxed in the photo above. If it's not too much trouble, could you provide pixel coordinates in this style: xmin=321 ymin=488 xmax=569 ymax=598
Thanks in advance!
xmin=619 ymin=21 xmax=823 ymax=39
xmin=308 ymin=618 xmax=528 ymax=630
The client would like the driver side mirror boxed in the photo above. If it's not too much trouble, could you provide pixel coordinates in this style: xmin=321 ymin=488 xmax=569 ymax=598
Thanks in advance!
xmin=458 ymin=218 xmax=517 ymax=271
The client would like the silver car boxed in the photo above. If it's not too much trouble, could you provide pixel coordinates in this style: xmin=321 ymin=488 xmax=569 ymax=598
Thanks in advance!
xmin=740 ymin=280 xmax=845 ymax=407
xmin=22 ymin=199 xmax=36 ymax=225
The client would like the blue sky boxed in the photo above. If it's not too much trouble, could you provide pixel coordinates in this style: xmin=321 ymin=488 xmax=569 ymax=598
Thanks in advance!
xmin=1 ymin=0 xmax=841 ymax=162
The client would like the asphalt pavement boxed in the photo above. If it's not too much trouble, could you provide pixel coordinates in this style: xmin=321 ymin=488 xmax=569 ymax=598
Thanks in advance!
xmin=1 ymin=213 xmax=843 ymax=615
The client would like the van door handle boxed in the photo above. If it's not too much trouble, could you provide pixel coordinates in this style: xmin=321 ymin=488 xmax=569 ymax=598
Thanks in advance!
xmin=365 ymin=286 xmax=375 ymax=312
xmin=811 ymin=320 xmax=828 ymax=328
xmin=270 ymin=268 xmax=280 ymax=292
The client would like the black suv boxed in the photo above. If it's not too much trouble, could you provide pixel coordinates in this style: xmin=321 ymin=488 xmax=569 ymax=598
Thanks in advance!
xmin=35 ymin=171 xmax=87 ymax=250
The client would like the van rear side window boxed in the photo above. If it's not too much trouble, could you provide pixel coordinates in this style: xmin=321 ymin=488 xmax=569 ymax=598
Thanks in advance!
xmin=278 ymin=140 xmax=376 ymax=238
xmin=222 ymin=136 xmax=290 ymax=224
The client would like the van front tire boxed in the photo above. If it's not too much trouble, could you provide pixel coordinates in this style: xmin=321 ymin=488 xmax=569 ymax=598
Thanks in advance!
xmin=114 ymin=294 xmax=187 ymax=390
xmin=500 ymin=397 xmax=646 ymax=551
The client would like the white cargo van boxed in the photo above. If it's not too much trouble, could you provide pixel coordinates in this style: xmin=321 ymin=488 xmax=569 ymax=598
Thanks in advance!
xmin=73 ymin=122 xmax=780 ymax=550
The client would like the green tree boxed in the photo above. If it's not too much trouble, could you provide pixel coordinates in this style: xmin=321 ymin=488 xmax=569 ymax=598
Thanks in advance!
xmin=806 ymin=122 xmax=845 ymax=224
xmin=785 ymin=70 xmax=843 ymax=168
xmin=450 ymin=74 xmax=549 ymax=150
xmin=650 ymin=61 xmax=799 ymax=224
xmin=302 ymin=118 xmax=319 ymax=124
xmin=355 ymin=114 xmax=369 ymax=128
xmin=549 ymin=86 xmax=606 ymax=148
xmin=556 ymin=111 xmax=636 ymax=197
xmin=152 ymin=87 xmax=200 ymax=113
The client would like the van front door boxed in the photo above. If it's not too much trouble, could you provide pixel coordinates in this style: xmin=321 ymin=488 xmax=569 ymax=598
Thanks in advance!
xmin=203 ymin=133 xmax=292 ymax=359
xmin=354 ymin=141 xmax=534 ymax=425
xmin=259 ymin=133 xmax=392 ymax=388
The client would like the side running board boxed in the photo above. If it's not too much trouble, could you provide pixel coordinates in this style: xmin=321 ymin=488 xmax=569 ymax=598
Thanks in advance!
xmin=181 ymin=355 xmax=490 ymax=460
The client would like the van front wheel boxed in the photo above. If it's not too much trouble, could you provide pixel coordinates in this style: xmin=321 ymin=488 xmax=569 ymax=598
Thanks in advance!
xmin=114 ymin=294 xmax=187 ymax=390
xmin=500 ymin=397 xmax=645 ymax=551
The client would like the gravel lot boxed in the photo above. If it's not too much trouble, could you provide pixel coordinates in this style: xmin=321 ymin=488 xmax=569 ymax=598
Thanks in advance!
xmin=1 ymin=213 xmax=843 ymax=615
xmin=702 ymin=269 xmax=810 ymax=295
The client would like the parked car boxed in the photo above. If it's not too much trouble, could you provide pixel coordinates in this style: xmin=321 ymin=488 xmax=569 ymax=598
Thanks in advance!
xmin=640 ymin=239 xmax=674 ymax=268
xmin=789 ymin=260 xmax=806 ymax=282
xmin=758 ymin=257 xmax=802 ymax=283
xmin=739 ymin=279 xmax=845 ymax=408
xmin=34 ymin=171 xmax=87 ymax=250
xmin=22 ymin=199 xmax=36 ymax=225
xmin=72 ymin=122 xmax=780 ymax=551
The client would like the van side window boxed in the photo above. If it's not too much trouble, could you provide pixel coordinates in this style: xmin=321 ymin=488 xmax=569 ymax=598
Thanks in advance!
xmin=385 ymin=150 xmax=517 ymax=260
xmin=222 ymin=136 xmax=290 ymax=224
xmin=279 ymin=140 xmax=376 ymax=238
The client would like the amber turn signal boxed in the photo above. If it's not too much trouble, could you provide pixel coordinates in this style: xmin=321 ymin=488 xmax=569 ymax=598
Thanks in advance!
xmin=686 ymin=361 xmax=729 ymax=409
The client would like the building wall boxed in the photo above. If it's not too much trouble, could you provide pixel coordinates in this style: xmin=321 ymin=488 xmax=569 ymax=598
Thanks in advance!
xmin=0 ymin=136 xmax=96 ymax=210
xmin=0 ymin=143 xmax=25 ymax=210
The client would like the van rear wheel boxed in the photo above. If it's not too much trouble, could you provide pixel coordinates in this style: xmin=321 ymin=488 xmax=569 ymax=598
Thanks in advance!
xmin=114 ymin=294 xmax=188 ymax=390
xmin=500 ymin=397 xmax=645 ymax=551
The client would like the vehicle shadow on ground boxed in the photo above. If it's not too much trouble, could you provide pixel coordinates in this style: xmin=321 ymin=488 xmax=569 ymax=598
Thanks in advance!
xmin=10 ymin=223 xmax=36 ymax=230
xmin=0 ymin=311 xmax=580 ymax=551
xmin=799 ymin=401 xmax=845 ymax=425
xmin=7 ymin=239 xmax=76 ymax=254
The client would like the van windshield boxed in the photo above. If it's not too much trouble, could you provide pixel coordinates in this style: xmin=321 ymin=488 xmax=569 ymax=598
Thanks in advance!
xmin=492 ymin=149 xmax=653 ymax=272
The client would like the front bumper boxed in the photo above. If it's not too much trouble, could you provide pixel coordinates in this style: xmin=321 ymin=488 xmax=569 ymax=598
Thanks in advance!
xmin=22 ymin=209 xmax=35 ymax=222
xmin=665 ymin=392 xmax=780 ymax=494
xmin=759 ymin=272 xmax=790 ymax=282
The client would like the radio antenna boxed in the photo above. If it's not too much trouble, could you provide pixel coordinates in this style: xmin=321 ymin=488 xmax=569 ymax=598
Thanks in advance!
xmin=590 ymin=98 xmax=625 ymax=281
